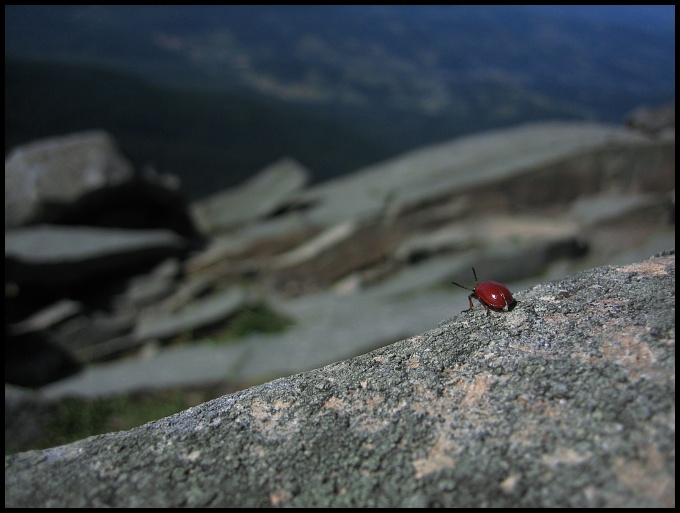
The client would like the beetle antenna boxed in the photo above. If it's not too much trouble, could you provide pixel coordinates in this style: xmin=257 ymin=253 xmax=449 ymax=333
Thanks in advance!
xmin=451 ymin=280 xmax=474 ymax=292
xmin=471 ymin=267 xmax=478 ymax=283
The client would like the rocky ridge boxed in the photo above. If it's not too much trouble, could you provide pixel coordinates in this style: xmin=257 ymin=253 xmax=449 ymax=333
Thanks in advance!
xmin=4 ymin=117 xmax=675 ymax=395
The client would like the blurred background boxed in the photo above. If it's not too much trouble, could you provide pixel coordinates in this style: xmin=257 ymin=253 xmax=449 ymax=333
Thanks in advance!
xmin=4 ymin=6 xmax=675 ymax=453
xmin=6 ymin=5 xmax=675 ymax=199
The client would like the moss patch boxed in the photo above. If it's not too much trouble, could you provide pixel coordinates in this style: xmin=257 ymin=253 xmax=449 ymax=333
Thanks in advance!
xmin=18 ymin=385 xmax=233 ymax=454
xmin=206 ymin=301 xmax=295 ymax=343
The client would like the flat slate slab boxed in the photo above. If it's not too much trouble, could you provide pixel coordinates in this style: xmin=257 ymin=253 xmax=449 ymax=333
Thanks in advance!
xmin=134 ymin=287 xmax=248 ymax=342
xmin=296 ymin=122 xmax=649 ymax=227
xmin=5 ymin=225 xmax=186 ymax=285
xmin=190 ymin=157 xmax=310 ymax=235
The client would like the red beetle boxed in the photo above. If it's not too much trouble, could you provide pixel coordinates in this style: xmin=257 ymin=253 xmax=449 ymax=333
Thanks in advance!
xmin=451 ymin=268 xmax=518 ymax=316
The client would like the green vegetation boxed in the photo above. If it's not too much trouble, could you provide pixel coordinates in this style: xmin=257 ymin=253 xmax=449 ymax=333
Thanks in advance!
xmin=204 ymin=301 xmax=295 ymax=343
xmin=7 ymin=387 xmax=225 ymax=455
xmin=44 ymin=393 xmax=186 ymax=448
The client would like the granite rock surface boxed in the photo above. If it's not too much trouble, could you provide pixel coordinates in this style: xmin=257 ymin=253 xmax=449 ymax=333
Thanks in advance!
xmin=4 ymin=253 xmax=675 ymax=507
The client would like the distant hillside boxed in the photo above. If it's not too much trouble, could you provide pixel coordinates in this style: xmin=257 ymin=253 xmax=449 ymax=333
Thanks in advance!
xmin=5 ymin=7 xmax=674 ymax=120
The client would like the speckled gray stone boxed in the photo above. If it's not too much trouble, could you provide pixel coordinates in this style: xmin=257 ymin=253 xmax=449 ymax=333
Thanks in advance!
xmin=5 ymin=252 xmax=675 ymax=507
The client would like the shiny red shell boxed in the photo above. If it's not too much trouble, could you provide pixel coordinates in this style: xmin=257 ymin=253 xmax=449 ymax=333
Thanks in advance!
xmin=471 ymin=281 xmax=516 ymax=312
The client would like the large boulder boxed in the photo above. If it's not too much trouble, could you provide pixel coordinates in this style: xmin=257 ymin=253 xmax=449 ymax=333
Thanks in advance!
xmin=4 ymin=253 xmax=675 ymax=507
xmin=5 ymin=131 xmax=133 ymax=229
xmin=5 ymin=131 xmax=196 ymax=235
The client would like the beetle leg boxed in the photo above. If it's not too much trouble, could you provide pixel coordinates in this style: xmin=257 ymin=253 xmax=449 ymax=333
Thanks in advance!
xmin=461 ymin=293 xmax=476 ymax=313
